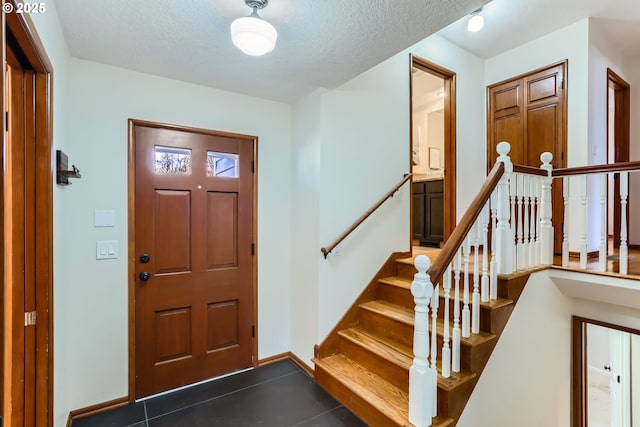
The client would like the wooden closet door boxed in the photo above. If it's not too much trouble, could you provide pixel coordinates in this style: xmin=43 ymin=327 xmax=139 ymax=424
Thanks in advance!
xmin=487 ymin=61 xmax=567 ymax=254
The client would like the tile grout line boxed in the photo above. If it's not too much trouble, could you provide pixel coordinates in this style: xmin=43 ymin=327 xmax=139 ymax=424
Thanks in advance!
xmin=289 ymin=404 xmax=344 ymax=427
xmin=144 ymin=401 xmax=150 ymax=427
xmin=147 ymin=369 xmax=303 ymax=421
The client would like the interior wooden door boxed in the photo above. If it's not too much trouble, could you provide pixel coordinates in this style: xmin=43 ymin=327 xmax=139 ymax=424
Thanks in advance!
xmin=607 ymin=69 xmax=630 ymax=249
xmin=133 ymin=122 xmax=256 ymax=398
xmin=487 ymin=61 xmax=567 ymax=254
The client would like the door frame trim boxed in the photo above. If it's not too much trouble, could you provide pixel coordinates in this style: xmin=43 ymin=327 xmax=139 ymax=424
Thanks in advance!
xmin=127 ymin=119 xmax=259 ymax=401
xmin=572 ymin=316 xmax=639 ymax=427
xmin=2 ymin=3 xmax=54 ymax=426
xmin=606 ymin=68 xmax=630 ymax=248
xmin=409 ymin=54 xmax=457 ymax=247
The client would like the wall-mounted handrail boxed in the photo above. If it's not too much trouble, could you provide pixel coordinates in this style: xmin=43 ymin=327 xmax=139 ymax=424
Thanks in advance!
xmin=552 ymin=160 xmax=640 ymax=177
xmin=321 ymin=173 xmax=413 ymax=259
xmin=427 ymin=162 xmax=504 ymax=282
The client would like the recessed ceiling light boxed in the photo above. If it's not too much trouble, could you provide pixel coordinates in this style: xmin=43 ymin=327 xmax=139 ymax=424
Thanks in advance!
xmin=436 ymin=90 xmax=445 ymax=97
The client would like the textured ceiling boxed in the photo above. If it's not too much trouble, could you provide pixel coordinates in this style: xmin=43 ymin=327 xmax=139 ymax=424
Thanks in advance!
xmin=437 ymin=0 xmax=640 ymax=59
xmin=55 ymin=0 xmax=640 ymax=104
xmin=55 ymin=0 xmax=485 ymax=103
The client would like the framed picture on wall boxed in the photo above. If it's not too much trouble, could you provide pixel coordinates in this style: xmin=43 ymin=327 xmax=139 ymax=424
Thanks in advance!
xmin=429 ymin=147 xmax=441 ymax=169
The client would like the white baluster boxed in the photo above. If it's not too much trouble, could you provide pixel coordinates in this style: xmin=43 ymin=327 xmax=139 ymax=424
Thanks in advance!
xmin=430 ymin=283 xmax=439 ymax=415
xmin=510 ymin=173 xmax=518 ymax=272
xmin=523 ymin=174 xmax=531 ymax=268
xmin=620 ymin=172 xmax=629 ymax=275
xmin=599 ymin=173 xmax=607 ymax=272
xmin=452 ymin=248 xmax=461 ymax=373
xmin=496 ymin=142 xmax=514 ymax=274
xmin=462 ymin=236 xmax=471 ymax=338
xmin=490 ymin=191 xmax=498 ymax=300
xmin=539 ymin=152 xmax=554 ymax=264
xmin=442 ymin=264 xmax=452 ymax=378
xmin=481 ymin=202 xmax=490 ymax=303
xmin=562 ymin=176 xmax=570 ymax=267
xmin=472 ymin=223 xmax=481 ymax=334
xmin=430 ymin=286 xmax=440 ymax=415
xmin=409 ymin=255 xmax=434 ymax=427
xmin=534 ymin=176 xmax=542 ymax=267
xmin=580 ymin=175 xmax=588 ymax=269
xmin=528 ymin=175 xmax=537 ymax=268
xmin=516 ymin=174 xmax=525 ymax=270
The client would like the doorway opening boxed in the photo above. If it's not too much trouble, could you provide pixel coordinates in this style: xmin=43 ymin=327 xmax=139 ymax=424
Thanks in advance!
xmin=409 ymin=55 xmax=456 ymax=250
xmin=573 ymin=317 xmax=638 ymax=427
xmin=606 ymin=68 xmax=630 ymax=254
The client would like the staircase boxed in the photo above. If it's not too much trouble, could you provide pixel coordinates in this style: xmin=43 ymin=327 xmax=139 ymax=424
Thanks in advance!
xmin=313 ymin=251 xmax=531 ymax=426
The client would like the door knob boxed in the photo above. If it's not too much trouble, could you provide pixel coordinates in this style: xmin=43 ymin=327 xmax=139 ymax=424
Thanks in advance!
xmin=140 ymin=254 xmax=150 ymax=263
xmin=139 ymin=271 xmax=151 ymax=281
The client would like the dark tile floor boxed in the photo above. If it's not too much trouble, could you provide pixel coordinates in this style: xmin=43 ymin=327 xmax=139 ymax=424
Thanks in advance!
xmin=72 ymin=359 xmax=367 ymax=427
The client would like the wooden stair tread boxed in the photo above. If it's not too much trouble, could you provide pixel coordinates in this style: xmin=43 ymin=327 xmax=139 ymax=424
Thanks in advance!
xmin=360 ymin=300 xmax=414 ymax=325
xmin=379 ymin=276 xmax=514 ymax=309
xmin=379 ymin=276 xmax=412 ymax=290
xmin=360 ymin=300 xmax=497 ymax=346
xmin=339 ymin=327 xmax=412 ymax=368
xmin=314 ymin=354 xmax=454 ymax=427
xmin=340 ymin=327 xmax=477 ymax=392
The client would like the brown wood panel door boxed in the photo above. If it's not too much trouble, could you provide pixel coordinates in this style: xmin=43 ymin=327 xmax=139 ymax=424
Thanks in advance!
xmin=133 ymin=123 xmax=255 ymax=398
xmin=488 ymin=61 xmax=567 ymax=254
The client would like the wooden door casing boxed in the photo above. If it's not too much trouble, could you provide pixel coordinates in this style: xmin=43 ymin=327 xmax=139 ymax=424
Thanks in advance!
xmin=607 ymin=68 xmax=630 ymax=249
xmin=487 ymin=61 xmax=567 ymax=254
xmin=410 ymin=55 xmax=457 ymax=248
xmin=2 ymin=5 xmax=54 ymax=425
xmin=130 ymin=121 xmax=257 ymax=399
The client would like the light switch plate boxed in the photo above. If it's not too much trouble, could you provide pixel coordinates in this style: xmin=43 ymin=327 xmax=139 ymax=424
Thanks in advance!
xmin=95 ymin=210 xmax=115 ymax=227
xmin=96 ymin=240 xmax=119 ymax=260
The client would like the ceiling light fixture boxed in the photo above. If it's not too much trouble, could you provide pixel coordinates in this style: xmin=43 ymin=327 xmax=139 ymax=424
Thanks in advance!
xmin=231 ymin=0 xmax=277 ymax=56
xmin=436 ymin=90 xmax=445 ymax=97
xmin=467 ymin=8 xmax=484 ymax=32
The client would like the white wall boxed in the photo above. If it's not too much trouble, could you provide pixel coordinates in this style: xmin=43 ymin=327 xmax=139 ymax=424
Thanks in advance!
xmin=413 ymin=99 xmax=445 ymax=175
xmin=289 ymin=90 xmax=323 ymax=366
xmin=627 ymin=56 xmax=640 ymax=246
xmin=587 ymin=19 xmax=637 ymax=249
xmin=54 ymin=59 xmax=292 ymax=424
xmin=307 ymin=34 xmax=485 ymax=343
xmin=458 ymin=270 xmax=573 ymax=427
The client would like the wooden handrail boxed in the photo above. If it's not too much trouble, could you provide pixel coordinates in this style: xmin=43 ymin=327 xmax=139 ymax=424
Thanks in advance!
xmin=552 ymin=160 xmax=640 ymax=177
xmin=321 ymin=173 xmax=413 ymax=259
xmin=512 ymin=164 xmax=548 ymax=176
xmin=427 ymin=162 xmax=505 ymax=282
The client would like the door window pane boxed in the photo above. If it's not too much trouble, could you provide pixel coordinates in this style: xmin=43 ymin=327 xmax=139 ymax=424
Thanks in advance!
xmin=155 ymin=146 xmax=192 ymax=175
xmin=207 ymin=152 xmax=239 ymax=178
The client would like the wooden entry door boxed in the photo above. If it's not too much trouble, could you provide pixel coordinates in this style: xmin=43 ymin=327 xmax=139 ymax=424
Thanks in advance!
xmin=132 ymin=121 xmax=256 ymax=398
xmin=487 ymin=61 xmax=567 ymax=253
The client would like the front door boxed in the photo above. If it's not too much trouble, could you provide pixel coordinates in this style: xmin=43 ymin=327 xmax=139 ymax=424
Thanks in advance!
xmin=132 ymin=121 xmax=256 ymax=398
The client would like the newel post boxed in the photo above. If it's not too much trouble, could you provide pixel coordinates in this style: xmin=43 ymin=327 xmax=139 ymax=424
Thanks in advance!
xmin=539 ymin=152 xmax=554 ymax=264
xmin=409 ymin=255 xmax=435 ymax=427
xmin=495 ymin=142 xmax=514 ymax=274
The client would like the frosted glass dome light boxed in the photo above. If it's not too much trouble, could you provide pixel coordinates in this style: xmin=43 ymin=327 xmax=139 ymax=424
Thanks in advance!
xmin=231 ymin=1 xmax=277 ymax=56
xmin=467 ymin=9 xmax=484 ymax=32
